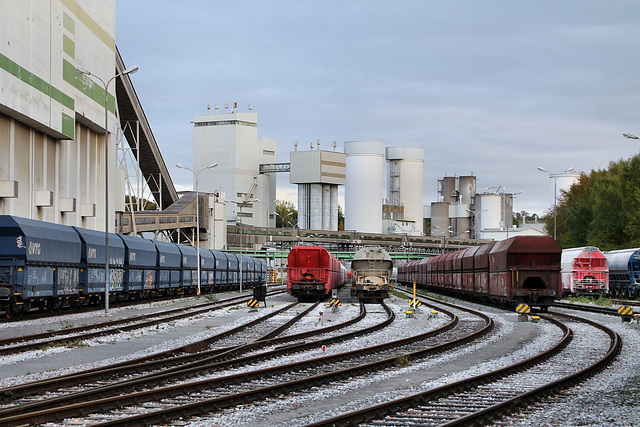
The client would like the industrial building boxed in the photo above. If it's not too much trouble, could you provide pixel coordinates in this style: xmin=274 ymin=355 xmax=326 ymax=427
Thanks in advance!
xmin=289 ymin=145 xmax=345 ymax=231
xmin=427 ymin=175 xmax=542 ymax=240
xmin=384 ymin=146 xmax=424 ymax=236
xmin=193 ymin=104 xmax=276 ymax=229
xmin=0 ymin=1 xmax=122 ymax=230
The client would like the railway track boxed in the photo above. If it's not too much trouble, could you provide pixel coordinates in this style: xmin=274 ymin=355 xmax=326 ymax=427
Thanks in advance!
xmin=553 ymin=300 xmax=625 ymax=316
xmin=0 ymin=297 xmax=493 ymax=426
xmin=0 ymin=300 xmax=369 ymax=423
xmin=307 ymin=309 xmax=621 ymax=426
xmin=0 ymin=290 xmax=286 ymax=356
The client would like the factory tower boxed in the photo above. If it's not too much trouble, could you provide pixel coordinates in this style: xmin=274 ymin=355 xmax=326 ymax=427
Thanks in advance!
xmin=193 ymin=104 xmax=276 ymax=228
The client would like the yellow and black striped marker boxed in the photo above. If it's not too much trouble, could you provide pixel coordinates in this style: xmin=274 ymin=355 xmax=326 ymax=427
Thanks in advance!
xmin=516 ymin=304 xmax=531 ymax=314
xmin=247 ymin=299 xmax=260 ymax=308
xmin=409 ymin=299 xmax=422 ymax=308
xmin=329 ymin=299 xmax=341 ymax=307
xmin=618 ymin=306 xmax=633 ymax=316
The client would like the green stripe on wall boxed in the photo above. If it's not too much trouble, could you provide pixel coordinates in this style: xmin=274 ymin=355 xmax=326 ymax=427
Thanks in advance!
xmin=62 ymin=113 xmax=75 ymax=139
xmin=63 ymin=59 xmax=115 ymax=113
xmin=63 ymin=12 xmax=75 ymax=35
xmin=63 ymin=34 xmax=75 ymax=58
xmin=0 ymin=53 xmax=75 ymax=111
xmin=60 ymin=0 xmax=115 ymax=52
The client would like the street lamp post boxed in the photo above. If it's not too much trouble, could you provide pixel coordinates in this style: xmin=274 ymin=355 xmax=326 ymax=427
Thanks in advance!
xmin=227 ymin=198 xmax=261 ymax=293
xmin=274 ymin=211 xmax=294 ymax=286
xmin=435 ymin=225 xmax=452 ymax=252
xmin=497 ymin=188 xmax=521 ymax=239
xmin=74 ymin=63 xmax=138 ymax=315
xmin=465 ymin=208 xmax=487 ymax=240
xmin=537 ymin=166 xmax=575 ymax=240
xmin=176 ymin=162 xmax=218 ymax=297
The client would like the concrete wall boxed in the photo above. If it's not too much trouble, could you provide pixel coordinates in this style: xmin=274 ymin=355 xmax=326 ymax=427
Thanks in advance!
xmin=193 ymin=111 xmax=277 ymax=227
xmin=0 ymin=1 xmax=117 ymax=230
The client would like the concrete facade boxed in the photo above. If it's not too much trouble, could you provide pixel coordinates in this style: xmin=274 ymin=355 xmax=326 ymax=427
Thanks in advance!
xmin=0 ymin=1 xmax=120 ymax=231
xmin=193 ymin=107 xmax=276 ymax=228
xmin=289 ymin=149 xmax=345 ymax=231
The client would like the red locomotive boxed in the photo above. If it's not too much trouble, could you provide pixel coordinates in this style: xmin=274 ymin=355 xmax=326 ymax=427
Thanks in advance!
xmin=287 ymin=246 xmax=348 ymax=301
xmin=398 ymin=235 xmax=562 ymax=310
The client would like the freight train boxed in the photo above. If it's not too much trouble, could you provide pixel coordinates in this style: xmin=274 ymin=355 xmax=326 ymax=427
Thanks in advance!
xmin=351 ymin=246 xmax=394 ymax=299
xmin=604 ymin=248 xmax=640 ymax=298
xmin=398 ymin=235 xmax=562 ymax=310
xmin=287 ymin=246 xmax=348 ymax=301
xmin=0 ymin=215 xmax=266 ymax=315
xmin=561 ymin=247 xmax=609 ymax=298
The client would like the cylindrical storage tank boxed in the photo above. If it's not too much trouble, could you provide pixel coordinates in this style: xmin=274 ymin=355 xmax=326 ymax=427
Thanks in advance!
xmin=345 ymin=141 xmax=384 ymax=233
xmin=459 ymin=176 xmax=476 ymax=205
xmin=456 ymin=217 xmax=471 ymax=238
xmin=386 ymin=147 xmax=424 ymax=235
xmin=430 ymin=202 xmax=450 ymax=236
xmin=298 ymin=184 xmax=308 ymax=229
xmin=547 ymin=174 xmax=580 ymax=207
xmin=310 ymin=183 xmax=323 ymax=230
xmin=442 ymin=177 xmax=457 ymax=203
xmin=322 ymin=184 xmax=331 ymax=230
xmin=477 ymin=194 xmax=501 ymax=230
xmin=330 ymin=185 xmax=339 ymax=231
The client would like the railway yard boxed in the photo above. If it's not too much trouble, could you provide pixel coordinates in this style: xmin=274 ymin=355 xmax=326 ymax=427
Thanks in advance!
xmin=0 ymin=287 xmax=638 ymax=426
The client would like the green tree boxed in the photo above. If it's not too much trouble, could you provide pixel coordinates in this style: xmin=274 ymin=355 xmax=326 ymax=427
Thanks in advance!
xmin=550 ymin=153 xmax=640 ymax=250
xmin=275 ymin=200 xmax=297 ymax=228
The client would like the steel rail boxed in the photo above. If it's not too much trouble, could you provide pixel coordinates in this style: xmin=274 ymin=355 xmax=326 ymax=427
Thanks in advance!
xmin=553 ymin=300 xmax=620 ymax=316
xmin=0 ymin=298 xmax=298 ymax=403
xmin=442 ymin=312 xmax=622 ymax=426
xmin=308 ymin=311 xmax=620 ymax=427
xmin=18 ymin=299 xmax=490 ymax=426
xmin=0 ymin=301 xmax=398 ymax=425
xmin=0 ymin=290 xmax=285 ymax=356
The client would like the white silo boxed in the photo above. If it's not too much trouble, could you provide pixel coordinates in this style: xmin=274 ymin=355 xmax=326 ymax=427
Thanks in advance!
xmin=476 ymin=193 xmax=502 ymax=230
xmin=386 ymin=146 xmax=424 ymax=234
xmin=345 ymin=141 xmax=384 ymax=233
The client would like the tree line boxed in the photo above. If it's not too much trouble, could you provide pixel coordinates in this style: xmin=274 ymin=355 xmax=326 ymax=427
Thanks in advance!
xmin=545 ymin=153 xmax=640 ymax=250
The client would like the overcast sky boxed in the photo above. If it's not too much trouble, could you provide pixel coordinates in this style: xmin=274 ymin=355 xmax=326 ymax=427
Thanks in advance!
xmin=116 ymin=1 xmax=640 ymax=217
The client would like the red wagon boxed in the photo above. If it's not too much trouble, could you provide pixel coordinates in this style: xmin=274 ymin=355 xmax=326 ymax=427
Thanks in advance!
xmin=287 ymin=246 xmax=347 ymax=301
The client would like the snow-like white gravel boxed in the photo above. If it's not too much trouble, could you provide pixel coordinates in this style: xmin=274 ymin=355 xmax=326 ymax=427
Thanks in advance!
xmin=0 ymin=301 xmax=291 ymax=387
xmin=3 ymin=296 xmax=637 ymax=427
xmin=188 ymin=308 xmax=541 ymax=426
xmin=497 ymin=312 xmax=640 ymax=427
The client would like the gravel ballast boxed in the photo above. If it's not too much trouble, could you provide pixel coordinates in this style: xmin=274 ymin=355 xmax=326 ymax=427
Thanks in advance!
xmin=1 ymin=294 xmax=638 ymax=426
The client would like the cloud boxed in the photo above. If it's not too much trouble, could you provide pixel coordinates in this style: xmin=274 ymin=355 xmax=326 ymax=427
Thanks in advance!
xmin=117 ymin=0 xmax=640 ymax=218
